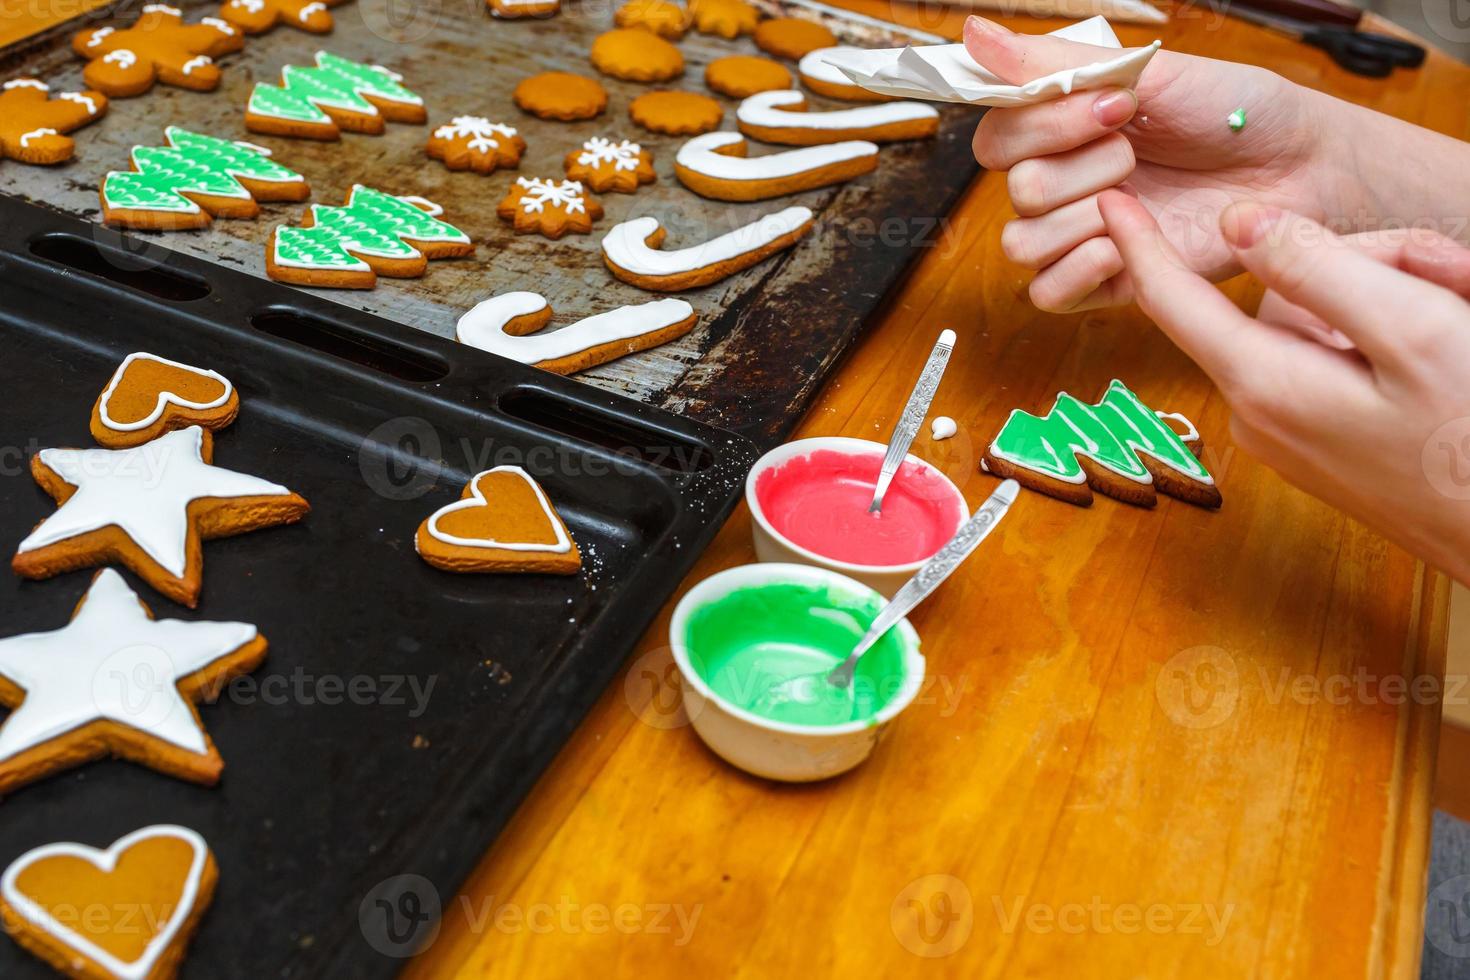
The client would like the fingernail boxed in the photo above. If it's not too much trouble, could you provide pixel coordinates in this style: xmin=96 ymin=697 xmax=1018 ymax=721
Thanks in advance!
xmin=1092 ymin=90 xmax=1137 ymax=128
xmin=964 ymin=16 xmax=1012 ymax=37
xmin=1221 ymin=203 xmax=1285 ymax=249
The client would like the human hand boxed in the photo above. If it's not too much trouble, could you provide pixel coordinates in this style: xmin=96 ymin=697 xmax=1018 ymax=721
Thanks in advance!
xmin=1098 ymin=189 xmax=1470 ymax=584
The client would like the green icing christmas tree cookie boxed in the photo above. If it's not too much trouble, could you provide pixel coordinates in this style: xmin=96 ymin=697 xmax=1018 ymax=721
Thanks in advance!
xmin=101 ymin=127 xmax=309 ymax=229
xmin=246 ymin=51 xmax=425 ymax=141
xmin=983 ymin=379 xmax=1222 ymax=509
xmin=267 ymin=184 xmax=474 ymax=289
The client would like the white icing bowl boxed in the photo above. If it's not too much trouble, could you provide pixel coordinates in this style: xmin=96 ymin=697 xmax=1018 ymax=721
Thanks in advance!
xmin=669 ymin=563 xmax=925 ymax=782
xmin=745 ymin=436 xmax=968 ymax=597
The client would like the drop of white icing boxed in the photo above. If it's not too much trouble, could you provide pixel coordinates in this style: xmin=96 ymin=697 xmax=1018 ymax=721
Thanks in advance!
xmin=930 ymin=416 xmax=957 ymax=441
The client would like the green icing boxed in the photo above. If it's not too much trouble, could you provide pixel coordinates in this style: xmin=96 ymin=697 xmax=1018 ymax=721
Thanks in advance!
xmin=248 ymin=51 xmax=421 ymax=126
xmin=272 ymin=185 xmax=467 ymax=271
xmin=991 ymin=379 xmax=1213 ymax=486
xmin=102 ymin=128 xmax=303 ymax=213
xmin=681 ymin=581 xmax=914 ymax=728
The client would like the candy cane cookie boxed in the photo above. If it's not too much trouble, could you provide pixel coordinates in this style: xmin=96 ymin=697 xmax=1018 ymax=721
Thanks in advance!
xmin=601 ymin=207 xmax=813 ymax=291
xmin=457 ymin=292 xmax=697 ymax=374
xmin=736 ymin=90 xmax=937 ymax=145
xmin=673 ymin=131 xmax=876 ymax=201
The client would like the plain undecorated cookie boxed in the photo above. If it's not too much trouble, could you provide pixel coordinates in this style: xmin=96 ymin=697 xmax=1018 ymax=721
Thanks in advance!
xmin=704 ymin=55 xmax=791 ymax=98
xmin=513 ymin=71 xmax=607 ymax=120
xmin=753 ymin=17 xmax=836 ymax=60
xmin=590 ymin=28 xmax=683 ymax=82
xmin=630 ymin=90 xmax=723 ymax=135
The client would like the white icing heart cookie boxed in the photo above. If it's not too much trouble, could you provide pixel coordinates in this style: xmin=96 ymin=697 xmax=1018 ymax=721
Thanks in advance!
xmin=601 ymin=206 xmax=813 ymax=292
xmin=456 ymin=292 xmax=697 ymax=374
xmin=673 ymin=131 xmax=876 ymax=201
xmin=415 ymin=466 xmax=580 ymax=574
xmin=91 ymin=351 xmax=238 ymax=451
xmin=735 ymin=90 xmax=938 ymax=145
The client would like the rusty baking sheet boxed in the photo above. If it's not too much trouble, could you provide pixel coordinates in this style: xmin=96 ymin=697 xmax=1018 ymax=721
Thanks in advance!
xmin=0 ymin=0 xmax=980 ymax=446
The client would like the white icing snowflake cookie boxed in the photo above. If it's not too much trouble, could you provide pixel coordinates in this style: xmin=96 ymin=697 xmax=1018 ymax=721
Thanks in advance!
xmin=496 ymin=177 xmax=604 ymax=238
xmin=426 ymin=115 xmax=525 ymax=175
xmin=563 ymin=136 xmax=655 ymax=194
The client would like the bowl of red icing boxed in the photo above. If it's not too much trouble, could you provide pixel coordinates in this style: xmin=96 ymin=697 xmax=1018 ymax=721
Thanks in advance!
xmin=746 ymin=436 xmax=969 ymax=596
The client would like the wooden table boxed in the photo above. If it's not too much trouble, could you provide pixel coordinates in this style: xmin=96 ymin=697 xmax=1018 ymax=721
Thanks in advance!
xmin=5 ymin=1 xmax=1466 ymax=976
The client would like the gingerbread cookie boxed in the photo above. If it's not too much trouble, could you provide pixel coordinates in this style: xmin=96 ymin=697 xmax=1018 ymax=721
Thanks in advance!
xmin=512 ymin=71 xmax=607 ymax=121
xmin=457 ymin=292 xmax=697 ymax=373
xmin=689 ymin=0 xmax=757 ymax=38
xmin=497 ymin=178 xmax=603 ymax=239
xmin=13 ymin=427 xmax=310 ymax=607
xmin=983 ymin=379 xmax=1222 ymax=509
xmin=736 ymin=90 xmax=938 ymax=145
xmin=0 ymin=569 xmax=267 ymax=791
xmin=601 ymin=206 xmax=812 ymax=291
xmin=798 ymin=46 xmax=896 ymax=102
xmin=218 ymin=0 xmax=343 ymax=34
xmin=73 ymin=5 xmax=243 ymax=98
xmin=564 ymin=137 xmax=655 ymax=193
xmin=704 ymin=55 xmax=790 ymax=98
xmin=90 ymin=352 xmax=238 ymax=451
xmin=246 ymin=51 xmax=425 ymax=140
xmin=614 ymin=0 xmax=690 ymax=38
xmin=674 ymin=131 xmax=876 ymax=201
xmin=427 ymin=116 xmax=525 ymax=174
xmin=629 ymin=91 xmax=722 ymax=136
xmin=489 ymin=0 xmax=561 ymax=17
xmin=416 ymin=467 xmax=581 ymax=575
xmin=101 ymin=128 xmax=309 ymax=230
xmin=269 ymin=185 xmax=473 ymax=288
xmin=752 ymin=17 xmax=835 ymax=60
xmin=590 ymin=29 xmax=683 ymax=83
xmin=1 ymin=825 xmax=217 ymax=980
xmin=0 ymin=80 xmax=107 ymax=166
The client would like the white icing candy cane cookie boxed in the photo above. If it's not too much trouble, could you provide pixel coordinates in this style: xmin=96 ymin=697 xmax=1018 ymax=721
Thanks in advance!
xmin=736 ymin=89 xmax=938 ymax=145
xmin=456 ymin=292 xmax=697 ymax=374
xmin=1 ymin=824 xmax=218 ymax=980
xmin=601 ymin=206 xmax=813 ymax=291
xmin=673 ymin=131 xmax=876 ymax=201
xmin=415 ymin=466 xmax=581 ymax=575
xmin=798 ymin=46 xmax=896 ymax=102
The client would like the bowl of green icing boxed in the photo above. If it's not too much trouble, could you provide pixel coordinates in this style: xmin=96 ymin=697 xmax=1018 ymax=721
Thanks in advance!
xmin=670 ymin=563 xmax=925 ymax=782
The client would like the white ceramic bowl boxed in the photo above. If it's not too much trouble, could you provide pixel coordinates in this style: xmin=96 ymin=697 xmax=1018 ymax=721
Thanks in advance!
xmin=745 ymin=436 xmax=968 ymax=597
xmin=669 ymin=562 xmax=925 ymax=782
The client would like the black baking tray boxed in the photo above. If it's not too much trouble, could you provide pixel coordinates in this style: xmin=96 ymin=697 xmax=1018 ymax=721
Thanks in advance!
xmin=0 ymin=193 xmax=759 ymax=978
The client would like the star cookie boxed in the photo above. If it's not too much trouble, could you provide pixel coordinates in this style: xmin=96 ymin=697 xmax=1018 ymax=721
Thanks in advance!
xmin=427 ymin=116 xmax=525 ymax=174
xmin=0 ymin=570 xmax=267 ymax=792
xmin=497 ymin=177 xmax=603 ymax=239
xmin=72 ymin=4 xmax=244 ymax=98
xmin=689 ymin=0 xmax=757 ymax=37
xmin=13 ymin=426 xmax=311 ymax=607
xmin=416 ymin=467 xmax=581 ymax=574
xmin=0 ymin=79 xmax=108 ymax=166
xmin=613 ymin=0 xmax=690 ymax=39
xmin=512 ymin=71 xmax=607 ymax=121
xmin=753 ymin=17 xmax=836 ymax=60
xmin=589 ymin=28 xmax=683 ymax=83
xmin=628 ymin=91 xmax=722 ymax=136
xmin=563 ymin=137 xmax=655 ymax=193
xmin=217 ymin=0 xmax=344 ymax=34
xmin=90 ymin=352 xmax=239 ymax=452
xmin=1 ymin=825 xmax=217 ymax=980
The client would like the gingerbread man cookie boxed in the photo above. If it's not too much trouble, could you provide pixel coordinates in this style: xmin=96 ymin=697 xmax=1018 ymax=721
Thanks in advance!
xmin=704 ymin=55 xmax=790 ymax=98
xmin=614 ymin=0 xmax=690 ymax=38
xmin=0 ymin=79 xmax=107 ymax=166
xmin=416 ymin=467 xmax=581 ymax=575
xmin=489 ymin=0 xmax=561 ymax=18
xmin=601 ymin=206 xmax=813 ymax=291
xmin=90 ymin=352 xmax=239 ymax=451
xmin=13 ymin=426 xmax=310 ymax=607
xmin=590 ymin=28 xmax=683 ymax=82
xmin=497 ymin=178 xmax=603 ymax=239
xmin=100 ymin=128 xmax=310 ymax=230
xmin=427 ymin=116 xmax=525 ymax=174
xmin=457 ymin=292 xmax=697 ymax=374
xmin=512 ymin=71 xmax=607 ymax=121
xmin=674 ymin=131 xmax=877 ymax=201
xmin=73 ymin=4 xmax=243 ymax=98
xmin=753 ymin=16 xmax=836 ymax=59
xmin=689 ymin=0 xmax=758 ymax=38
xmin=1 ymin=825 xmax=217 ymax=980
xmin=246 ymin=51 xmax=425 ymax=140
xmin=217 ymin=0 xmax=344 ymax=34
xmin=629 ymin=91 xmax=722 ymax=136
xmin=736 ymin=90 xmax=938 ymax=145
xmin=564 ymin=137 xmax=655 ymax=193
xmin=0 ymin=569 xmax=268 ymax=792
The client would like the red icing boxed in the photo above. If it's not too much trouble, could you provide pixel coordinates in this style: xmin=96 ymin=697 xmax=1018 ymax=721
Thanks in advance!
xmin=754 ymin=449 xmax=964 ymax=566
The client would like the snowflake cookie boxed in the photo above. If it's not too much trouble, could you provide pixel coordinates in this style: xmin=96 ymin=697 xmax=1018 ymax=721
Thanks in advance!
xmin=72 ymin=4 xmax=243 ymax=98
xmin=563 ymin=137 xmax=654 ymax=194
xmin=497 ymin=177 xmax=604 ymax=239
xmin=426 ymin=115 xmax=526 ymax=175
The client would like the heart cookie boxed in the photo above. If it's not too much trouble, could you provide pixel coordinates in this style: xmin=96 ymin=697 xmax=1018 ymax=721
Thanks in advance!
xmin=416 ymin=467 xmax=581 ymax=574
xmin=90 ymin=352 xmax=239 ymax=451
xmin=1 ymin=824 xmax=216 ymax=980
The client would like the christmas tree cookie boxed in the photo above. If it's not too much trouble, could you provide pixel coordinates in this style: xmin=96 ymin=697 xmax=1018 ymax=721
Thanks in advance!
xmin=0 ymin=79 xmax=108 ymax=166
xmin=983 ymin=379 xmax=1222 ymax=509
xmin=246 ymin=51 xmax=425 ymax=140
xmin=100 ymin=127 xmax=309 ymax=230
xmin=267 ymin=185 xmax=474 ymax=289
xmin=72 ymin=4 xmax=243 ymax=98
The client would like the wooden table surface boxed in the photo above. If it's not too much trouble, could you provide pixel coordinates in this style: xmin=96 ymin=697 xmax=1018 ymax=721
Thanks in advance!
xmin=5 ymin=1 xmax=1467 ymax=976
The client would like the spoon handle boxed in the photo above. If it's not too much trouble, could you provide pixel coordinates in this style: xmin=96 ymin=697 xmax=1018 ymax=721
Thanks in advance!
xmin=833 ymin=479 xmax=1020 ymax=686
xmin=868 ymin=329 xmax=956 ymax=514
